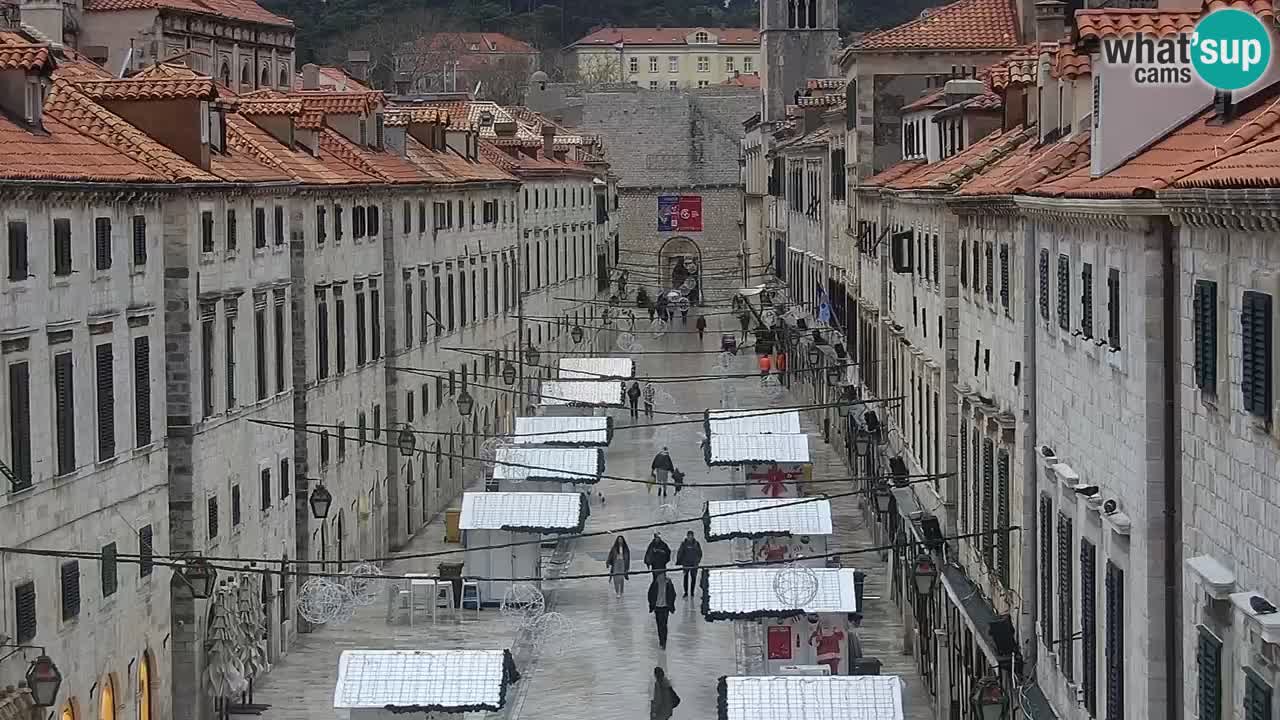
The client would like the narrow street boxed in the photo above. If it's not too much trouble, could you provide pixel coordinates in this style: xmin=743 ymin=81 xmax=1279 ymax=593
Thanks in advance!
xmin=251 ymin=305 xmax=932 ymax=719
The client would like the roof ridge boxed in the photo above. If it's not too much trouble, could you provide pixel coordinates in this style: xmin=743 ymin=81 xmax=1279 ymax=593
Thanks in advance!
xmin=319 ymin=128 xmax=386 ymax=181
xmin=1151 ymin=108 xmax=1280 ymax=191
xmin=226 ymin=117 xmax=293 ymax=176
xmin=941 ymin=125 xmax=1036 ymax=188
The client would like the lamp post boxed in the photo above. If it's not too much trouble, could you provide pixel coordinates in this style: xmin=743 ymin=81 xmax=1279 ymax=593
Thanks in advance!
xmin=25 ymin=654 xmax=61 ymax=707
xmin=873 ymin=481 xmax=893 ymax=515
xmin=308 ymin=481 xmax=332 ymax=570
xmin=457 ymin=389 xmax=475 ymax=417
xmin=397 ymin=426 xmax=417 ymax=458
xmin=972 ymin=676 xmax=1010 ymax=720
xmin=179 ymin=557 xmax=217 ymax=599
xmin=571 ymin=325 xmax=584 ymax=345
xmin=913 ymin=554 xmax=938 ymax=597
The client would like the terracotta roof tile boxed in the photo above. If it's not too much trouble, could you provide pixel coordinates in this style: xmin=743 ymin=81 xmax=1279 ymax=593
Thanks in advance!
xmin=860 ymin=160 xmax=928 ymax=188
xmin=291 ymin=66 xmax=372 ymax=93
xmin=296 ymin=110 xmax=323 ymax=129
xmin=887 ymin=125 xmax=1034 ymax=191
xmin=384 ymin=108 xmax=449 ymax=127
xmin=1172 ymin=129 xmax=1280 ymax=188
xmin=229 ymin=114 xmax=377 ymax=185
xmin=297 ymin=91 xmax=383 ymax=117
xmin=239 ymin=97 xmax=302 ymax=116
xmin=408 ymin=137 xmax=518 ymax=184
xmin=77 ymin=77 xmax=215 ymax=101
xmin=572 ymin=27 xmax=759 ymax=47
xmin=319 ymin=128 xmax=428 ymax=184
xmin=1206 ymin=0 xmax=1275 ymax=20
xmin=51 ymin=52 xmax=113 ymax=80
xmin=1074 ymin=9 xmax=1197 ymax=40
xmin=854 ymin=0 xmax=1020 ymax=51
xmin=723 ymin=73 xmax=761 ymax=88
xmin=1051 ymin=43 xmax=1091 ymax=79
xmin=0 ymin=31 xmax=50 ymax=71
xmin=934 ymin=91 xmax=1005 ymax=119
xmin=82 ymin=0 xmax=292 ymax=27
xmin=957 ymin=131 xmax=1091 ymax=195
xmin=0 ymin=112 xmax=167 ymax=183
xmin=902 ymin=89 xmax=947 ymax=113
xmin=413 ymin=32 xmax=539 ymax=56
xmin=796 ymin=94 xmax=844 ymax=108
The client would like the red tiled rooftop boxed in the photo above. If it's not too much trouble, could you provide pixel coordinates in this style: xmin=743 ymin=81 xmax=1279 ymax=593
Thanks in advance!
xmin=1172 ymin=130 xmax=1280 ymax=188
xmin=854 ymin=0 xmax=1020 ymax=51
xmin=239 ymin=97 xmax=303 ymax=116
xmin=723 ymin=73 xmax=761 ymax=88
xmin=0 ymin=112 xmax=166 ymax=183
xmin=892 ymin=125 xmax=1035 ymax=191
xmin=796 ymin=94 xmax=844 ymax=108
xmin=228 ymin=113 xmax=376 ymax=185
xmin=297 ymin=91 xmax=383 ymax=117
xmin=957 ymin=131 xmax=1091 ymax=196
xmin=860 ymin=160 xmax=928 ymax=188
xmin=292 ymin=66 xmax=372 ymax=93
xmin=82 ymin=0 xmax=292 ymax=27
xmin=77 ymin=77 xmax=215 ymax=101
xmin=408 ymin=137 xmax=518 ymax=184
xmin=320 ymin=128 xmax=429 ymax=184
xmin=1052 ymin=43 xmax=1091 ymax=79
xmin=0 ymin=31 xmax=50 ymax=71
xmin=902 ymin=90 xmax=947 ymax=113
xmin=413 ymin=32 xmax=539 ymax=55
xmin=572 ymin=27 xmax=759 ymax=47
xmin=1074 ymin=9 xmax=1197 ymax=40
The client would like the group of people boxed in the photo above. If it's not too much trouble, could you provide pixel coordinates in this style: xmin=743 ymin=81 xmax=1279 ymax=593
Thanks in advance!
xmin=625 ymin=380 xmax=657 ymax=419
xmin=605 ymin=531 xmax=704 ymax=650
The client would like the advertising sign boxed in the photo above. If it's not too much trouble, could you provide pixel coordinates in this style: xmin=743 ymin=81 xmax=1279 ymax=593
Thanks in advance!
xmin=657 ymin=195 xmax=703 ymax=232
xmin=767 ymin=624 xmax=794 ymax=660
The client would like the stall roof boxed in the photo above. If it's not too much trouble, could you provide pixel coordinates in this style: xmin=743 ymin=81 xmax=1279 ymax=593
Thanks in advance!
xmin=706 ymin=433 xmax=810 ymax=466
xmin=558 ymin=357 xmax=636 ymax=380
xmin=491 ymin=446 xmax=605 ymax=484
xmin=539 ymin=380 xmax=626 ymax=407
xmin=704 ymin=498 xmax=833 ymax=541
xmin=511 ymin=416 xmax=612 ymax=446
xmin=702 ymin=568 xmax=859 ymax=620
xmin=333 ymin=649 xmax=519 ymax=714
xmin=717 ymin=675 xmax=904 ymax=720
xmin=706 ymin=409 xmax=802 ymax=435
xmin=460 ymin=492 xmax=587 ymax=533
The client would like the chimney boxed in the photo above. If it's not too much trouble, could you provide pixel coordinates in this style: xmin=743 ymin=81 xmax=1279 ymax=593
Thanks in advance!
xmin=445 ymin=123 xmax=469 ymax=156
xmin=301 ymin=63 xmax=320 ymax=91
xmin=943 ymin=79 xmax=986 ymax=106
xmin=541 ymin=123 xmax=556 ymax=159
xmin=394 ymin=72 xmax=411 ymax=96
xmin=18 ymin=0 xmax=64 ymax=46
xmin=346 ymin=50 xmax=370 ymax=82
xmin=1034 ymin=1 xmax=1066 ymax=45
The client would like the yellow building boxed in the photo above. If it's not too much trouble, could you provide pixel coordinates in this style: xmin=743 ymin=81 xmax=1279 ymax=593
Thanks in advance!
xmin=567 ymin=27 xmax=760 ymax=90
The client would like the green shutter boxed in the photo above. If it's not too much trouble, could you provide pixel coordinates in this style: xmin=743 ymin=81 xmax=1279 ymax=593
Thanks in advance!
xmin=1081 ymin=539 xmax=1098 ymax=716
xmin=1197 ymin=626 xmax=1223 ymax=720
xmin=1242 ymin=291 xmax=1273 ymax=419
xmin=1193 ymin=280 xmax=1218 ymax=393
xmin=1245 ymin=668 xmax=1272 ymax=720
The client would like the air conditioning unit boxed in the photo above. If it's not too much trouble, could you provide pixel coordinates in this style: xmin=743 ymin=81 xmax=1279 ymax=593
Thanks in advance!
xmin=779 ymin=665 xmax=831 ymax=676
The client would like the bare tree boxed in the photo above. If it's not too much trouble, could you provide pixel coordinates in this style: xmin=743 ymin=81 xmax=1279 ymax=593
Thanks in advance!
xmin=472 ymin=56 xmax=538 ymax=105
xmin=324 ymin=8 xmax=458 ymax=91
xmin=566 ymin=55 xmax=624 ymax=91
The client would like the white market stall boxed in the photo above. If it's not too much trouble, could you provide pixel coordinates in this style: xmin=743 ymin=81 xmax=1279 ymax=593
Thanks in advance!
xmin=715 ymin=675 xmax=904 ymax=720
xmin=511 ymin=416 xmax=613 ymax=447
xmin=704 ymin=433 xmax=812 ymax=499
xmin=703 ymin=567 xmax=860 ymax=676
xmin=490 ymin=446 xmax=604 ymax=491
xmin=538 ymin=381 xmax=626 ymax=417
xmin=333 ymin=649 xmax=520 ymax=719
xmin=705 ymin=409 xmax=802 ymax=436
xmin=704 ymin=497 xmax=833 ymax=566
xmin=558 ymin=357 xmax=636 ymax=380
xmin=460 ymin=491 xmax=587 ymax=603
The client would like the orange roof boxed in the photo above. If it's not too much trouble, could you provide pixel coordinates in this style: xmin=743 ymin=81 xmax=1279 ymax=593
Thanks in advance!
xmin=414 ymin=32 xmax=539 ymax=55
xmin=860 ymin=160 xmax=928 ymax=188
xmin=806 ymin=78 xmax=844 ymax=90
xmin=796 ymin=94 xmax=844 ymax=108
xmin=51 ymin=52 xmax=113 ymax=80
xmin=1074 ymin=9 xmax=1197 ymax=40
xmin=1206 ymin=0 xmax=1275 ymax=17
xmin=902 ymin=89 xmax=947 ymax=113
xmin=407 ymin=137 xmax=518 ymax=184
xmin=1033 ymin=93 xmax=1280 ymax=198
xmin=297 ymin=91 xmax=383 ymax=117
xmin=239 ymin=97 xmax=303 ymax=116
xmin=293 ymin=66 xmax=372 ymax=93
xmin=1052 ymin=43 xmax=1091 ymax=79
xmin=77 ymin=76 xmax=215 ymax=101
xmin=477 ymin=138 xmax=593 ymax=178
xmin=0 ymin=31 xmax=51 ymax=71
xmin=723 ymin=73 xmax=761 ymax=88
xmin=212 ymin=136 xmax=292 ymax=182
xmin=228 ymin=113 xmax=377 ymax=185
xmin=890 ymin=125 xmax=1035 ymax=191
xmin=957 ymin=131 xmax=1091 ymax=196
xmin=854 ymin=0 xmax=1020 ymax=51
xmin=572 ymin=27 xmax=759 ymax=47
xmin=384 ymin=107 xmax=450 ymax=127
xmin=0 ymin=112 xmax=167 ymax=183
xmin=1172 ymin=130 xmax=1280 ymax=188
xmin=935 ymin=91 xmax=1003 ymax=116
xmin=985 ymin=46 xmax=1038 ymax=91
xmin=320 ymin=128 xmax=429 ymax=184
xmin=82 ymin=0 xmax=292 ymax=27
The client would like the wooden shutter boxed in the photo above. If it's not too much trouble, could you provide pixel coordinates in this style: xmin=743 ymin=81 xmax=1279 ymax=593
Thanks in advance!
xmin=960 ymin=239 xmax=969 ymax=288
xmin=1107 ymin=267 xmax=1122 ymax=349
xmin=982 ymin=439 xmax=994 ymax=568
xmin=279 ymin=459 xmax=290 ymax=498
xmin=999 ymin=243 xmax=1009 ymax=308
xmin=132 ymin=214 xmax=147 ymax=266
xmin=274 ymin=205 xmax=284 ymax=245
xmin=255 ymin=307 xmax=267 ymax=400
xmin=1057 ymin=253 xmax=1070 ymax=330
xmin=1040 ymin=495 xmax=1054 ymax=648
xmin=226 ymin=208 xmax=237 ymax=250
xmin=996 ymin=449 xmax=1010 ymax=586
xmin=316 ymin=205 xmax=326 ymax=245
xmin=260 ymin=468 xmax=271 ymax=510
xmin=133 ymin=336 xmax=151 ymax=447
xmin=932 ymin=234 xmax=939 ymax=282
xmin=254 ymin=207 xmax=266 ymax=248
xmin=1105 ymin=561 xmax=1125 ymax=719
xmin=1081 ymin=539 xmax=1098 ymax=716
xmin=371 ymin=289 xmax=381 ymax=359
xmin=1197 ymin=626 xmax=1223 ymax=720
xmin=207 ymin=496 xmax=218 ymax=538
xmin=7 ymin=221 xmax=27 ymax=281
xmin=54 ymin=352 xmax=75 ymax=474
xmin=1245 ymin=668 xmax=1272 ymax=720
xmin=53 ymin=218 xmax=72 ymax=276
xmin=1081 ymin=262 xmax=1094 ymax=338
xmin=96 ymin=343 xmax=115 ymax=460
xmin=139 ymin=525 xmax=154 ymax=577
xmin=231 ymin=484 xmax=241 ymax=525
xmin=1057 ymin=512 xmax=1074 ymax=680
xmin=1242 ymin=291 xmax=1273 ymax=419
xmin=7 ymin=362 xmax=31 ymax=488
xmin=101 ymin=542 xmax=118 ymax=597
xmin=959 ymin=419 xmax=969 ymax=531
xmin=60 ymin=560 xmax=80 ymax=620
xmin=316 ymin=294 xmax=329 ymax=379
xmin=14 ymin=582 xmax=35 ymax=643
xmin=201 ymin=210 xmax=214 ymax=252
xmin=355 ymin=292 xmax=367 ymax=365
xmin=1039 ymin=249 xmax=1050 ymax=319
xmin=274 ymin=297 xmax=286 ymax=391
xmin=1193 ymin=280 xmax=1218 ymax=393
xmin=985 ymin=244 xmax=994 ymax=302
xmin=95 ymin=217 xmax=111 ymax=269
xmin=368 ymin=205 xmax=380 ymax=236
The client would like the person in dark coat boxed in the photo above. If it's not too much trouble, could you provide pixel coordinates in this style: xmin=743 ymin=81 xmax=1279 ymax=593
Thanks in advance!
xmin=650 ymin=666 xmax=680 ymax=720
xmin=675 ymin=530 xmax=703 ymax=597
xmin=606 ymin=535 xmax=631 ymax=597
xmin=627 ymin=381 xmax=642 ymax=419
xmin=651 ymin=448 xmax=675 ymax=497
xmin=644 ymin=532 xmax=671 ymax=575
xmin=647 ymin=572 xmax=678 ymax=649
xmin=695 ymin=315 xmax=707 ymax=340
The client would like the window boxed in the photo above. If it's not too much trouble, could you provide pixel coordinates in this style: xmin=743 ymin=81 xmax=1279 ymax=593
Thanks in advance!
xmin=274 ymin=206 xmax=285 ymax=246
xmin=1039 ymin=495 xmax=1054 ymax=648
xmin=1081 ymin=262 xmax=1094 ymax=338
xmin=334 ymin=292 xmax=345 ymax=374
xmin=996 ymin=449 xmax=1010 ymax=585
xmin=1245 ymin=669 xmax=1272 ymax=720
xmin=693 ymin=30 xmax=709 ymax=43
xmin=984 ymin=244 xmax=994 ymax=302
xmin=649 ymin=56 xmax=659 ymax=72
xmin=649 ymin=80 xmax=659 ymax=90
xmin=669 ymin=56 xmax=679 ymax=72
xmin=1194 ymin=280 xmax=1218 ymax=394
xmin=225 ymin=209 xmax=237 ymax=251
xmin=1057 ymin=511 xmax=1074 ymax=681
xmin=139 ymin=525 xmax=154 ymax=577
xmin=61 ymin=560 xmax=80 ymax=620
xmin=132 ymin=337 xmax=151 ymax=447
xmin=316 ymin=206 xmax=327 ymax=246
xmin=95 ymin=343 xmax=115 ymax=460
xmin=14 ymin=582 xmax=35 ymax=643
xmin=231 ymin=484 xmax=241 ymax=526
xmin=274 ymin=296 xmax=286 ymax=391
xmin=355 ymin=290 xmax=367 ymax=365
xmin=366 ymin=205 xmax=379 ymax=237
xmin=370 ymin=288 xmax=381 ymax=359
xmin=254 ymin=306 xmax=267 ymax=400
xmin=358 ymin=412 xmax=367 ymax=445
xmin=353 ymin=206 xmax=365 ymax=239
xmin=1081 ymin=538 xmax=1098 ymax=714
xmin=960 ymin=238 xmax=968 ymax=289
xmin=95 ymin=217 xmax=111 ymax=270
xmin=201 ymin=316 xmax=214 ymax=418
xmin=1038 ymin=249 xmax=1050 ymax=320
xmin=373 ymin=405 xmax=381 ymax=437
xmin=743 ymin=56 xmax=754 ymax=73
xmin=1197 ymin=626 xmax=1222 ymax=720
xmin=224 ymin=307 xmax=238 ymax=408
xmin=402 ymin=201 xmax=411 ymax=234
xmin=669 ymin=80 xmax=678 ymax=90
xmin=52 ymin=219 xmax=72 ymax=276
xmin=999 ymin=243 xmax=1009 ymax=309
xmin=253 ymin=207 xmax=266 ymax=248
xmin=1107 ymin=268 xmax=1122 ymax=349
xmin=1242 ymin=291 xmax=1272 ymax=419
xmin=1105 ymin=561 xmax=1125 ymax=719
xmin=1057 ymin=253 xmax=1070 ymax=330
xmin=404 ymin=282 xmax=413 ymax=346
xmin=628 ymin=56 xmax=638 ymax=74
xmin=54 ymin=352 xmax=75 ymax=475
xmin=279 ymin=459 xmax=290 ymax=498
xmin=418 ymin=201 xmax=427 ymax=233
xmin=725 ymin=56 xmax=735 ymax=73
xmin=981 ymin=439 xmax=994 ymax=567
xmin=207 ymin=496 xmax=218 ymax=538
xmin=131 ymin=215 xmax=147 ymax=266
xmin=697 ymin=56 xmax=710 ymax=72
xmin=101 ymin=542 xmax=118 ymax=597
xmin=334 ymin=205 xmax=344 ymax=241
xmin=260 ymin=468 xmax=271 ymax=510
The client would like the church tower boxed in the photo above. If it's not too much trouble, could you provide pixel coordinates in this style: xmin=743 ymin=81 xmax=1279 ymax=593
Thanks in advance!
xmin=760 ymin=0 xmax=841 ymax=121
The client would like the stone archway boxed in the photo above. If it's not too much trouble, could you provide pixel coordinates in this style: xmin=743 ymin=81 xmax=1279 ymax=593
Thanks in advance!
xmin=657 ymin=236 xmax=703 ymax=304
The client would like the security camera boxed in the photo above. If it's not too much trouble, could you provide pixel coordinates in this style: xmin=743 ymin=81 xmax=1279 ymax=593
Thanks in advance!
xmin=1072 ymin=484 xmax=1100 ymax=497
xmin=1102 ymin=499 xmax=1119 ymax=515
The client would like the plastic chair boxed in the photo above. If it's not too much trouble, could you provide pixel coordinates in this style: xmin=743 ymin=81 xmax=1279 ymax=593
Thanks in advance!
xmin=435 ymin=582 xmax=456 ymax=619
xmin=460 ymin=580 xmax=481 ymax=618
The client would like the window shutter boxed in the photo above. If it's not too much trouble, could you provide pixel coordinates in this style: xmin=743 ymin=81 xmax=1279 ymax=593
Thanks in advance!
xmin=1039 ymin=249 xmax=1050 ymax=319
xmin=982 ymin=439 xmax=994 ymax=568
xmin=208 ymin=496 xmax=219 ymax=538
xmin=226 ymin=209 xmax=237 ymax=250
xmin=1105 ymin=561 xmax=1125 ymax=719
xmin=7 ymin=362 xmax=31 ymax=488
xmin=280 ymin=459 xmax=290 ymax=498
xmin=960 ymin=239 xmax=969 ymax=288
xmin=1197 ymin=626 xmax=1223 ymax=720
xmin=231 ymin=484 xmax=241 ymax=526
xmin=371 ymin=289 xmax=381 ymax=359
xmin=274 ymin=205 xmax=285 ymax=246
xmin=316 ymin=205 xmax=326 ymax=245
xmin=996 ymin=450 xmax=1010 ymax=586
xmin=254 ymin=207 xmax=266 ymax=248
xmin=261 ymin=468 xmax=271 ymax=509
xmin=1057 ymin=512 xmax=1074 ymax=680
xmin=1107 ymin=267 xmax=1122 ymax=349
xmin=1040 ymin=495 xmax=1054 ymax=648
xmin=255 ymin=308 xmax=267 ymax=400
xmin=1081 ymin=263 xmax=1094 ymax=338
xmin=53 ymin=219 xmax=72 ymax=276
xmin=959 ymin=419 xmax=969 ymax=531
xmin=54 ymin=352 xmax=75 ymax=475
xmin=355 ymin=292 xmax=367 ymax=365
xmin=101 ymin=542 xmax=118 ymax=597
xmin=134 ymin=336 xmax=151 ymax=447
xmin=316 ymin=295 xmax=329 ymax=379
xmin=95 ymin=217 xmax=112 ymax=270
xmin=139 ymin=525 xmax=154 ymax=577
xmin=985 ymin=244 xmax=994 ymax=302
xmin=1245 ymin=668 xmax=1272 ymax=720
xmin=999 ymin=243 xmax=1010 ymax=308
xmin=368 ymin=205 xmax=379 ymax=236
xmin=14 ymin=582 xmax=35 ymax=643
xmin=6 ymin=221 xmax=28 ymax=281
xmin=1081 ymin=539 xmax=1098 ymax=716
xmin=201 ymin=211 xmax=214 ymax=253
xmin=403 ymin=201 xmax=411 ymax=233
xmin=132 ymin=215 xmax=147 ymax=266
xmin=1057 ymin=253 xmax=1070 ymax=330
xmin=1242 ymin=291 xmax=1273 ymax=419
xmin=60 ymin=560 xmax=80 ymax=620
xmin=95 ymin=343 xmax=115 ymax=460
xmin=1193 ymin=280 xmax=1219 ymax=393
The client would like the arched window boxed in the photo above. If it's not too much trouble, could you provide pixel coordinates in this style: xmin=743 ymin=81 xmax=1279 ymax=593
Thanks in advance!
xmin=99 ymin=676 xmax=116 ymax=720
xmin=219 ymin=62 xmax=231 ymax=87
xmin=137 ymin=653 xmax=153 ymax=720
xmin=279 ymin=67 xmax=290 ymax=89
xmin=693 ymin=30 xmax=709 ymax=43
xmin=240 ymin=63 xmax=251 ymax=88
xmin=260 ymin=66 xmax=269 ymax=87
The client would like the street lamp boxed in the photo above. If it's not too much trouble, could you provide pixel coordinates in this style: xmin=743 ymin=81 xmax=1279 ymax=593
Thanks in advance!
xmin=179 ymin=557 xmax=217 ymax=599
xmin=571 ymin=325 xmax=585 ymax=345
xmin=853 ymin=427 xmax=872 ymax=458
xmin=308 ymin=483 xmax=333 ymax=520
xmin=524 ymin=343 xmax=541 ymax=368
xmin=826 ymin=363 xmax=844 ymax=386
xmin=502 ymin=362 xmax=517 ymax=386
xmin=807 ymin=346 xmax=821 ymax=366
xmin=972 ymin=677 xmax=1010 ymax=720
xmin=456 ymin=389 xmax=475 ymax=417
xmin=873 ymin=481 xmax=892 ymax=514
xmin=397 ymin=426 xmax=417 ymax=458
xmin=25 ymin=655 xmax=61 ymax=707
xmin=913 ymin=554 xmax=938 ymax=597
xmin=609 ymin=294 xmax=620 ymax=307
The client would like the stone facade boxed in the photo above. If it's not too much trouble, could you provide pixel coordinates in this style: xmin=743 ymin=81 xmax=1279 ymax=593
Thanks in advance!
xmin=759 ymin=0 xmax=840 ymax=121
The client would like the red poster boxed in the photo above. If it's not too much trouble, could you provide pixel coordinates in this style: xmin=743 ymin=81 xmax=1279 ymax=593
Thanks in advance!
xmin=676 ymin=196 xmax=703 ymax=232
xmin=767 ymin=625 xmax=793 ymax=660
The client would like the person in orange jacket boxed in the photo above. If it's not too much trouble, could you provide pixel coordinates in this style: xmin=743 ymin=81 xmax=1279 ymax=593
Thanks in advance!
xmin=758 ymin=353 xmax=772 ymax=376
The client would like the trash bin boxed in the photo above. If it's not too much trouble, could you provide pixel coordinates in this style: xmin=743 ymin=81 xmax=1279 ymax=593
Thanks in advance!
xmin=438 ymin=561 xmax=464 ymax=608
xmin=444 ymin=508 xmax=461 ymax=543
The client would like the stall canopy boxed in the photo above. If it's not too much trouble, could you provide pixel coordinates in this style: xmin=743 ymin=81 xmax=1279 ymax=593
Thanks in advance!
xmin=705 ymin=434 xmax=811 ymax=466
xmin=511 ymin=416 xmax=612 ymax=447
xmin=705 ymin=409 xmax=802 ymax=436
xmin=460 ymin=492 xmax=588 ymax=534
xmin=715 ymin=675 xmax=904 ymax=720
xmin=491 ymin=446 xmax=605 ymax=484
xmin=701 ymin=568 xmax=860 ymax=620
xmin=558 ymin=357 xmax=636 ymax=380
xmin=539 ymin=381 xmax=626 ymax=407
xmin=704 ymin=498 xmax=833 ymax=542
xmin=333 ymin=649 xmax=520 ymax=717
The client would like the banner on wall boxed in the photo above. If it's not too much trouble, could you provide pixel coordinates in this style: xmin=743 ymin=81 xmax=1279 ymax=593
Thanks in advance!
xmin=767 ymin=624 xmax=794 ymax=660
xmin=657 ymin=195 xmax=703 ymax=232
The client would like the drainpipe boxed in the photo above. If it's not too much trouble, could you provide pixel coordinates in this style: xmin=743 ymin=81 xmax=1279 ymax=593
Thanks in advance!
xmin=1019 ymin=214 xmax=1039 ymax=663
xmin=1159 ymin=215 xmax=1183 ymax=717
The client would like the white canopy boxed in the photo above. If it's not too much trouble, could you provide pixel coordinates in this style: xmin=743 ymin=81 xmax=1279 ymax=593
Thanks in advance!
xmin=511 ymin=416 xmax=611 ymax=446
xmin=708 ymin=409 xmax=802 ymax=435
xmin=704 ymin=568 xmax=859 ymax=617
xmin=459 ymin=492 xmax=584 ymax=532
xmin=491 ymin=446 xmax=603 ymax=484
xmin=719 ymin=675 xmax=904 ymax=720
xmin=539 ymin=380 xmax=626 ymax=407
xmin=708 ymin=433 xmax=810 ymax=465
xmin=705 ymin=498 xmax=833 ymax=540
xmin=333 ymin=650 xmax=513 ymax=714
xmin=558 ymin=357 xmax=635 ymax=380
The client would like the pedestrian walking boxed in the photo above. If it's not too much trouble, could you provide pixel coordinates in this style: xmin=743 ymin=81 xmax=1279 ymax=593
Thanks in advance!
xmin=650 ymin=666 xmax=681 ymax=720
xmin=695 ymin=315 xmax=706 ymax=340
xmin=644 ymin=532 xmax=671 ymax=575
xmin=642 ymin=382 xmax=656 ymax=419
xmin=627 ymin=381 xmax=642 ymax=419
xmin=672 ymin=467 xmax=685 ymax=494
xmin=647 ymin=303 xmax=656 ymax=321
xmin=680 ymin=308 xmax=688 ymax=324
xmin=606 ymin=535 xmax=631 ymax=597
xmin=758 ymin=353 xmax=772 ymax=376
xmin=647 ymin=573 xmax=678 ymax=649
xmin=675 ymin=530 xmax=703 ymax=597
xmin=651 ymin=447 xmax=674 ymax=497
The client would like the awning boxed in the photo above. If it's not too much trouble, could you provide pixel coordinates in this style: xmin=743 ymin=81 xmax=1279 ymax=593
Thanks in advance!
xmin=1018 ymin=683 xmax=1059 ymax=719
xmin=939 ymin=564 xmax=1003 ymax=668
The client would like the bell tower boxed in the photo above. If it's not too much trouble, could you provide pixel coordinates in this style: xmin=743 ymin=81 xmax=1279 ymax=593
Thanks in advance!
xmin=760 ymin=0 xmax=841 ymax=121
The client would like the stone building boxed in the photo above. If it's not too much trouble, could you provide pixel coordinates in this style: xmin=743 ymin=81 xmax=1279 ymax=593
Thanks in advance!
xmin=759 ymin=0 xmax=840 ymax=121
xmin=567 ymin=27 xmax=760 ymax=91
